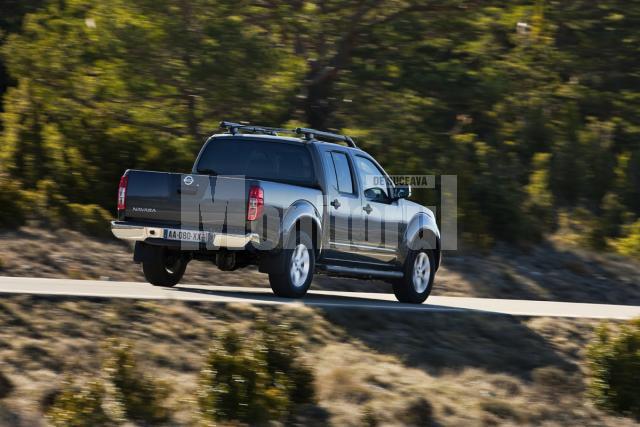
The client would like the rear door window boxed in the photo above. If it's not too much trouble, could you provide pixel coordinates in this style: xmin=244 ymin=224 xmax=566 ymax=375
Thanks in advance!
xmin=330 ymin=151 xmax=355 ymax=195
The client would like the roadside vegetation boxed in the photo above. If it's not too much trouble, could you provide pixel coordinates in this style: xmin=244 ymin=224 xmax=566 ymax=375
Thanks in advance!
xmin=0 ymin=295 xmax=638 ymax=426
xmin=44 ymin=327 xmax=313 ymax=426
xmin=587 ymin=318 xmax=640 ymax=419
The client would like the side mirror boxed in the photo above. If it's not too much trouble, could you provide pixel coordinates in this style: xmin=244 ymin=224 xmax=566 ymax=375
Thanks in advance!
xmin=364 ymin=187 xmax=388 ymax=202
xmin=393 ymin=185 xmax=411 ymax=200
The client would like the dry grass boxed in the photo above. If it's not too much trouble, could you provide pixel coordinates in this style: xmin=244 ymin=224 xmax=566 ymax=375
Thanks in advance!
xmin=0 ymin=295 xmax=636 ymax=426
xmin=1 ymin=228 xmax=639 ymax=424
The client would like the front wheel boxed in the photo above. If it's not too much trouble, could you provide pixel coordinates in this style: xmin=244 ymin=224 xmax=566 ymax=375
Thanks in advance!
xmin=268 ymin=231 xmax=315 ymax=298
xmin=141 ymin=245 xmax=187 ymax=287
xmin=393 ymin=250 xmax=435 ymax=303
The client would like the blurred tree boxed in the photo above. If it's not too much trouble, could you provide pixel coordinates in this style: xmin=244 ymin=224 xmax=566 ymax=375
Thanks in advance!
xmin=1 ymin=0 xmax=639 ymax=252
xmin=2 ymin=0 xmax=296 ymax=206
xmin=0 ymin=0 xmax=44 ymax=115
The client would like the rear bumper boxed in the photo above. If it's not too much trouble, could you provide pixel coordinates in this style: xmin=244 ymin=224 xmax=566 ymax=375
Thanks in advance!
xmin=110 ymin=221 xmax=260 ymax=249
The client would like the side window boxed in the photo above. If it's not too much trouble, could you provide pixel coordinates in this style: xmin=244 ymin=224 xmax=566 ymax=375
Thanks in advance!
xmin=330 ymin=152 xmax=355 ymax=194
xmin=355 ymin=156 xmax=390 ymax=203
xmin=323 ymin=152 xmax=338 ymax=191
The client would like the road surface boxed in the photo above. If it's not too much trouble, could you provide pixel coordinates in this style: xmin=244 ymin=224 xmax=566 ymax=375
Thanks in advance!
xmin=0 ymin=276 xmax=638 ymax=319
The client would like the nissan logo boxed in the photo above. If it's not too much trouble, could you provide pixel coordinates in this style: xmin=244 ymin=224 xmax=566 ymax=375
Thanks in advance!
xmin=183 ymin=175 xmax=194 ymax=186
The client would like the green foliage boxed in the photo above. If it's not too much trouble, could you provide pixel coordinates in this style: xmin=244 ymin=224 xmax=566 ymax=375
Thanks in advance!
xmin=524 ymin=152 xmax=554 ymax=239
xmin=46 ymin=379 xmax=113 ymax=427
xmin=611 ymin=220 xmax=640 ymax=260
xmin=256 ymin=319 xmax=315 ymax=405
xmin=556 ymin=208 xmax=607 ymax=250
xmin=0 ymin=174 xmax=25 ymax=229
xmin=0 ymin=1 xmax=639 ymax=248
xmin=198 ymin=325 xmax=314 ymax=424
xmin=63 ymin=203 xmax=113 ymax=238
xmin=587 ymin=319 xmax=640 ymax=419
xmin=47 ymin=339 xmax=171 ymax=426
xmin=198 ymin=329 xmax=288 ymax=424
xmin=102 ymin=339 xmax=171 ymax=425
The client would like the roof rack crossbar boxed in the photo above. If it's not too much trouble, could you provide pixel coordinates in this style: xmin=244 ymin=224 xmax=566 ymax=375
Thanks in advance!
xmin=219 ymin=121 xmax=357 ymax=148
xmin=219 ymin=121 xmax=295 ymax=136
xmin=295 ymin=127 xmax=357 ymax=148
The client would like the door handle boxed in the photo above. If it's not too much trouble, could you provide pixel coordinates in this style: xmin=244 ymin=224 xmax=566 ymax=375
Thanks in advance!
xmin=330 ymin=199 xmax=341 ymax=209
xmin=363 ymin=204 xmax=372 ymax=214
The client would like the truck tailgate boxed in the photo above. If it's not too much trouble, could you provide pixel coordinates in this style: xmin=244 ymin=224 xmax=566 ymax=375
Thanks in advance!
xmin=123 ymin=170 xmax=249 ymax=235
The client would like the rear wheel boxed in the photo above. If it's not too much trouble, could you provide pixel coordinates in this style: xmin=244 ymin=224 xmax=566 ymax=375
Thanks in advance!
xmin=393 ymin=250 xmax=434 ymax=303
xmin=268 ymin=231 xmax=315 ymax=298
xmin=142 ymin=246 xmax=187 ymax=287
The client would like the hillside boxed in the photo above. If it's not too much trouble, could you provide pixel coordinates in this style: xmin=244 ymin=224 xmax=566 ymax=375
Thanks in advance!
xmin=1 ymin=228 xmax=639 ymax=425
xmin=0 ymin=295 xmax=636 ymax=426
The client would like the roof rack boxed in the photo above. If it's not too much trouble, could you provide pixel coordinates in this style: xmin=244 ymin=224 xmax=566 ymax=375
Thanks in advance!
xmin=219 ymin=121 xmax=357 ymax=148
xmin=295 ymin=127 xmax=357 ymax=148
xmin=219 ymin=121 xmax=295 ymax=136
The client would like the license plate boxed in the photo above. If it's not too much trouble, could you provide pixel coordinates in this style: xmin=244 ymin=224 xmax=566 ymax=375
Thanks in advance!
xmin=163 ymin=229 xmax=211 ymax=243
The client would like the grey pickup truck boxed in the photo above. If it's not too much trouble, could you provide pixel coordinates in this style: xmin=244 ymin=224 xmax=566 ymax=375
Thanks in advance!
xmin=111 ymin=122 xmax=441 ymax=303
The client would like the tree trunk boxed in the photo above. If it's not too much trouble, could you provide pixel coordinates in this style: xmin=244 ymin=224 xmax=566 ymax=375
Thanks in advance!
xmin=304 ymin=75 xmax=336 ymax=130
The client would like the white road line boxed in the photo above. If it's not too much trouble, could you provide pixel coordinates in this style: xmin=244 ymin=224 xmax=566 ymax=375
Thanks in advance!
xmin=0 ymin=276 xmax=639 ymax=319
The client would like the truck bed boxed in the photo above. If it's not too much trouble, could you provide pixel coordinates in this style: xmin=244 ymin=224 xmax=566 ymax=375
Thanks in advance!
xmin=118 ymin=169 xmax=324 ymax=248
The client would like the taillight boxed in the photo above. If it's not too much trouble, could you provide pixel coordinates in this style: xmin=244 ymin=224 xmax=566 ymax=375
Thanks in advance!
xmin=247 ymin=185 xmax=264 ymax=221
xmin=117 ymin=174 xmax=128 ymax=211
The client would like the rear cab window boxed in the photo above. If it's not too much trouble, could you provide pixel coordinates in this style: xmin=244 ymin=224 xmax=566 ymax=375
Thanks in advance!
xmin=195 ymin=137 xmax=316 ymax=187
xmin=329 ymin=151 xmax=355 ymax=195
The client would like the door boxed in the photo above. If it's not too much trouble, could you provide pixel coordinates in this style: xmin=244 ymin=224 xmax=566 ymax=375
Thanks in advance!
xmin=319 ymin=148 xmax=363 ymax=263
xmin=352 ymin=154 xmax=402 ymax=265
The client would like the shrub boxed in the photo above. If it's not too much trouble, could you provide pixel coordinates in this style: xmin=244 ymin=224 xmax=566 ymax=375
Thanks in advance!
xmin=611 ymin=220 xmax=640 ymax=260
xmin=102 ymin=339 xmax=171 ymax=425
xmin=46 ymin=379 xmax=113 ymax=427
xmin=0 ymin=174 xmax=26 ymax=229
xmin=47 ymin=340 xmax=171 ymax=426
xmin=63 ymin=203 xmax=113 ymax=238
xmin=399 ymin=397 xmax=436 ymax=426
xmin=556 ymin=208 xmax=606 ymax=250
xmin=0 ymin=370 xmax=14 ymax=399
xmin=256 ymin=320 xmax=315 ymax=405
xmin=199 ymin=329 xmax=289 ymax=424
xmin=587 ymin=319 xmax=640 ymax=418
xmin=361 ymin=405 xmax=379 ymax=427
xmin=199 ymin=325 xmax=315 ymax=425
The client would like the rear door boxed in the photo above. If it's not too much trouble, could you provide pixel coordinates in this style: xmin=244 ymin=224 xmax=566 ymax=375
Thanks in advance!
xmin=317 ymin=146 xmax=363 ymax=262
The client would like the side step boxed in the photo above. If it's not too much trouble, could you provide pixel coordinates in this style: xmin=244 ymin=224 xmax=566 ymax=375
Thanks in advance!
xmin=317 ymin=264 xmax=403 ymax=279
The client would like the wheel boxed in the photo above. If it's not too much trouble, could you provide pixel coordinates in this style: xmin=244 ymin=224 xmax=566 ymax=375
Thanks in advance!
xmin=141 ymin=245 xmax=187 ymax=287
xmin=268 ymin=230 xmax=315 ymax=298
xmin=393 ymin=250 xmax=435 ymax=303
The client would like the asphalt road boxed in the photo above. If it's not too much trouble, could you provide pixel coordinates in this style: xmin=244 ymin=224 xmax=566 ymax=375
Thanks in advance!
xmin=0 ymin=276 xmax=639 ymax=319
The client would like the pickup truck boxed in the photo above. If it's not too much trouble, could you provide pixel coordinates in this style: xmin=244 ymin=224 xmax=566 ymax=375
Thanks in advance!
xmin=111 ymin=122 xmax=441 ymax=303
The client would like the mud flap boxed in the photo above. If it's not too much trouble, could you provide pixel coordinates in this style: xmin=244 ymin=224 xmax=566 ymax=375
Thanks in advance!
xmin=258 ymin=250 xmax=287 ymax=274
xmin=133 ymin=241 xmax=153 ymax=264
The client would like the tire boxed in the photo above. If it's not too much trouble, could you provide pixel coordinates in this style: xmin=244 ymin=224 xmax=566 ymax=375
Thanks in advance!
xmin=141 ymin=245 xmax=187 ymax=287
xmin=393 ymin=250 xmax=435 ymax=304
xmin=268 ymin=230 xmax=315 ymax=298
